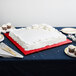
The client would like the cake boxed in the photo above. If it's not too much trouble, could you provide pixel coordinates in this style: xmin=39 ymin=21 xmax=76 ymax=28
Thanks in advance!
xmin=1 ymin=23 xmax=16 ymax=33
xmin=7 ymin=23 xmax=12 ymax=29
xmin=9 ymin=24 xmax=67 ymax=51
xmin=67 ymin=45 xmax=76 ymax=55
xmin=74 ymin=48 xmax=76 ymax=55
xmin=68 ymin=45 xmax=75 ymax=53
xmin=2 ymin=24 xmax=7 ymax=30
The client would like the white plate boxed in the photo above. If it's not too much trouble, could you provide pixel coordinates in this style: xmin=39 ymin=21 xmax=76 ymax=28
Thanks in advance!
xmin=64 ymin=47 xmax=76 ymax=58
xmin=60 ymin=28 xmax=76 ymax=34
xmin=0 ymin=34 xmax=4 ymax=42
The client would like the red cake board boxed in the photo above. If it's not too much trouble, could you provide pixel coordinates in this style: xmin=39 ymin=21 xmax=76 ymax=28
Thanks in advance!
xmin=4 ymin=33 xmax=72 ymax=55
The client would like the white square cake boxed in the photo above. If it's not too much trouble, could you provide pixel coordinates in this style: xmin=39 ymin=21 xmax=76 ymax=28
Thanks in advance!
xmin=9 ymin=24 xmax=66 ymax=51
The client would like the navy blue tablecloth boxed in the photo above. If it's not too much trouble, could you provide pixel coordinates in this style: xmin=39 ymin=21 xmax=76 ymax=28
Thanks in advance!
xmin=0 ymin=27 xmax=76 ymax=76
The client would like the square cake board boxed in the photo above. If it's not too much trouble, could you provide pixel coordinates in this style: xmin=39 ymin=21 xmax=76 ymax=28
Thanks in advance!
xmin=4 ymin=33 xmax=72 ymax=55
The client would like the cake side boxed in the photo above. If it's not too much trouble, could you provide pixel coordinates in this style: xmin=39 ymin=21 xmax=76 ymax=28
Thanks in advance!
xmin=9 ymin=24 xmax=66 ymax=50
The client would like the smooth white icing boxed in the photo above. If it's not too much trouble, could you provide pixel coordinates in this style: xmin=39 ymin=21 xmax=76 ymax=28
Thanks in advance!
xmin=9 ymin=24 xmax=66 ymax=50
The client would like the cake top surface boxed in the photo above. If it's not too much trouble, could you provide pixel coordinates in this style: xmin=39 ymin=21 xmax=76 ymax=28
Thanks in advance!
xmin=10 ymin=24 xmax=66 ymax=44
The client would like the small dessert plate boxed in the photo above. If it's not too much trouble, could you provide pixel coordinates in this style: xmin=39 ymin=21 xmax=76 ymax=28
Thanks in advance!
xmin=0 ymin=34 xmax=4 ymax=42
xmin=64 ymin=47 xmax=76 ymax=58
xmin=60 ymin=28 xmax=76 ymax=34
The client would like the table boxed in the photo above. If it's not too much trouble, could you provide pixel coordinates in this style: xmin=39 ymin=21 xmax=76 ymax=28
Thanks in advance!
xmin=0 ymin=27 xmax=76 ymax=76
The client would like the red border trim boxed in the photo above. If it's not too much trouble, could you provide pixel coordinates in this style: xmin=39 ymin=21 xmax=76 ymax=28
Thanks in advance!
xmin=4 ymin=33 xmax=72 ymax=55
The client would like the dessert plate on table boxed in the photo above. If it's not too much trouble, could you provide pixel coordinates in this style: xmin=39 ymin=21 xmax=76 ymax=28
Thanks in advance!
xmin=4 ymin=33 xmax=72 ymax=55
xmin=64 ymin=47 xmax=76 ymax=58
xmin=0 ymin=34 xmax=4 ymax=42
xmin=60 ymin=28 xmax=76 ymax=34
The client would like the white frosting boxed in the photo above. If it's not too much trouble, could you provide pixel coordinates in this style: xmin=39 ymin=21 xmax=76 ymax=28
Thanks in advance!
xmin=9 ymin=24 xmax=66 ymax=51
xmin=2 ymin=24 xmax=7 ymax=27
xmin=68 ymin=45 xmax=75 ymax=49
xmin=6 ymin=23 xmax=11 ymax=26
